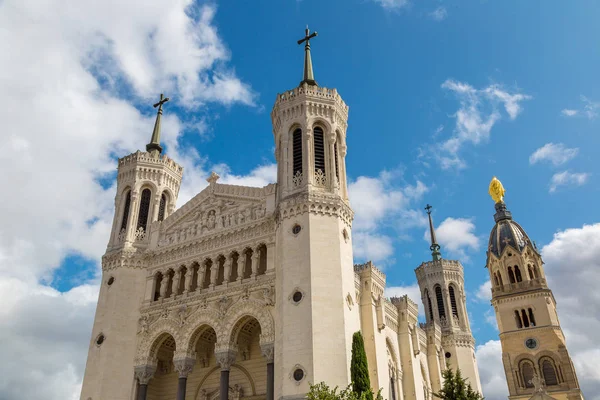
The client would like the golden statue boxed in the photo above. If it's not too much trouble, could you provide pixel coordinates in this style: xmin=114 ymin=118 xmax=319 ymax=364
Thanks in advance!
xmin=489 ymin=176 xmax=505 ymax=203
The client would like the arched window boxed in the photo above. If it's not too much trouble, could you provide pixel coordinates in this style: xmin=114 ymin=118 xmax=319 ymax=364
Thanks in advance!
xmin=313 ymin=127 xmax=326 ymax=175
xmin=158 ymin=193 xmax=167 ymax=222
xmin=528 ymin=264 xmax=535 ymax=280
xmin=449 ymin=285 xmax=459 ymax=318
xmin=493 ymin=273 xmax=499 ymax=286
xmin=528 ymin=308 xmax=536 ymax=327
xmin=390 ymin=377 xmax=397 ymax=400
xmin=334 ymin=141 xmax=340 ymax=180
xmin=120 ymin=190 xmax=131 ymax=231
xmin=425 ymin=289 xmax=434 ymax=321
xmin=153 ymin=272 xmax=162 ymax=301
xmin=540 ymin=358 xmax=559 ymax=386
xmin=498 ymin=272 xmax=504 ymax=286
xmin=514 ymin=265 xmax=523 ymax=282
xmin=521 ymin=309 xmax=530 ymax=328
xmin=514 ymin=310 xmax=523 ymax=328
xmin=435 ymin=285 xmax=446 ymax=319
xmin=508 ymin=267 xmax=516 ymax=283
xmin=136 ymin=189 xmax=152 ymax=231
xmin=521 ymin=360 xmax=535 ymax=388
xmin=292 ymin=128 xmax=303 ymax=176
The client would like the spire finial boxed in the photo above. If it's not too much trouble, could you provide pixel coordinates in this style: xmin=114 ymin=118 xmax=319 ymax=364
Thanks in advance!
xmin=425 ymin=204 xmax=442 ymax=261
xmin=146 ymin=93 xmax=170 ymax=156
xmin=297 ymin=26 xmax=318 ymax=86
xmin=488 ymin=176 xmax=505 ymax=204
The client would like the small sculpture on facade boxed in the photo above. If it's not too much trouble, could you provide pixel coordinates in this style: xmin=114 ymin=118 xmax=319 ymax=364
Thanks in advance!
xmin=138 ymin=315 xmax=149 ymax=334
xmin=263 ymin=287 xmax=275 ymax=306
xmin=177 ymin=304 xmax=188 ymax=326
xmin=217 ymin=296 xmax=230 ymax=319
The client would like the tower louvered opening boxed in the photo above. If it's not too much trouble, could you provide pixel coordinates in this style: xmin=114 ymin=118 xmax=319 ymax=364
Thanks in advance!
xmin=313 ymin=127 xmax=326 ymax=175
xmin=120 ymin=190 xmax=131 ymax=231
xmin=449 ymin=285 xmax=459 ymax=318
xmin=293 ymin=128 xmax=303 ymax=175
xmin=334 ymin=142 xmax=340 ymax=180
xmin=158 ymin=193 xmax=167 ymax=222
xmin=137 ymin=189 xmax=152 ymax=231
xmin=425 ymin=290 xmax=434 ymax=321
xmin=435 ymin=285 xmax=445 ymax=319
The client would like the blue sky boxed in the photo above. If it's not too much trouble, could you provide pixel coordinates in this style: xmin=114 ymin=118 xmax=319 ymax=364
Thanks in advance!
xmin=0 ymin=0 xmax=599 ymax=399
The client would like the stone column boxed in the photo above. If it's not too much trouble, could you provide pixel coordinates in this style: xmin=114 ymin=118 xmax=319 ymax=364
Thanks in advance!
xmin=134 ymin=364 xmax=156 ymax=400
xmin=251 ymin=248 xmax=259 ymax=279
xmin=215 ymin=348 xmax=237 ymax=400
xmin=210 ymin=257 xmax=218 ymax=289
xmin=197 ymin=265 xmax=206 ymax=290
xmin=261 ymin=343 xmax=275 ymax=400
xmin=305 ymin=128 xmax=313 ymax=184
xmin=224 ymin=255 xmax=232 ymax=284
xmin=237 ymin=252 xmax=246 ymax=281
xmin=174 ymin=356 xmax=196 ymax=400
xmin=328 ymin=133 xmax=338 ymax=190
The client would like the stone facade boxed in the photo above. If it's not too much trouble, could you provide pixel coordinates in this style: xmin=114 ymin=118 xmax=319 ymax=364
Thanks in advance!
xmin=80 ymin=77 xmax=482 ymax=400
xmin=485 ymin=201 xmax=584 ymax=400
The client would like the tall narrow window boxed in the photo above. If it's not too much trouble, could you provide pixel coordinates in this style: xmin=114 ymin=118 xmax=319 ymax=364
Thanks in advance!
xmin=528 ymin=308 xmax=536 ymax=327
xmin=514 ymin=310 xmax=523 ymax=328
xmin=158 ymin=193 xmax=167 ymax=221
xmin=293 ymin=128 xmax=303 ymax=176
xmin=120 ymin=190 xmax=131 ymax=231
xmin=521 ymin=361 xmax=535 ymax=388
xmin=313 ymin=127 xmax=326 ymax=175
xmin=425 ymin=289 xmax=434 ymax=321
xmin=449 ymin=285 xmax=459 ymax=318
xmin=137 ymin=189 xmax=151 ymax=231
xmin=493 ymin=273 xmax=499 ymax=286
xmin=508 ymin=267 xmax=516 ymax=283
xmin=435 ymin=286 xmax=446 ymax=319
xmin=498 ymin=273 xmax=504 ymax=286
xmin=541 ymin=359 xmax=559 ymax=386
xmin=514 ymin=265 xmax=523 ymax=282
xmin=528 ymin=265 xmax=535 ymax=280
xmin=334 ymin=142 xmax=340 ymax=180
xmin=521 ymin=309 xmax=530 ymax=328
xmin=390 ymin=378 xmax=397 ymax=400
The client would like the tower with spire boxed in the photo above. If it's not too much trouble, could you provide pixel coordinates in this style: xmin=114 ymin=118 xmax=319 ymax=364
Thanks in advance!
xmin=415 ymin=205 xmax=482 ymax=393
xmin=485 ymin=178 xmax=583 ymax=400
xmin=81 ymin=95 xmax=183 ymax=400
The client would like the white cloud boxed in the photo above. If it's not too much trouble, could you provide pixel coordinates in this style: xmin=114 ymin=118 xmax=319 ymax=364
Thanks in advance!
xmin=549 ymin=171 xmax=590 ymax=193
xmin=529 ymin=143 xmax=579 ymax=166
xmin=475 ymin=340 xmax=509 ymax=400
xmin=370 ymin=0 xmax=409 ymax=10
xmin=475 ymin=280 xmax=492 ymax=302
xmin=349 ymin=171 xmax=428 ymax=263
xmin=434 ymin=80 xmax=531 ymax=169
xmin=424 ymin=217 xmax=480 ymax=260
xmin=561 ymin=96 xmax=600 ymax=119
xmin=385 ymin=283 xmax=423 ymax=316
xmin=430 ymin=6 xmax=448 ymax=21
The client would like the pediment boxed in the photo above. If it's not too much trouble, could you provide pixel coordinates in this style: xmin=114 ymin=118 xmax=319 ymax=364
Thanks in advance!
xmin=157 ymin=183 xmax=274 ymax=248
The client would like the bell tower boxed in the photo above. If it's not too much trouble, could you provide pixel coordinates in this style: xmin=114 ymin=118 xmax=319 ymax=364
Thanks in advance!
xmin=485 ymin=177 xmax=583 ymax=400
xmin=415 ymin=205 xmax=482 ymax=393
xmin=271 ymin=27 xmax=359 ymax=400
xmin=80 ymin=95 xmax=183 ymax=400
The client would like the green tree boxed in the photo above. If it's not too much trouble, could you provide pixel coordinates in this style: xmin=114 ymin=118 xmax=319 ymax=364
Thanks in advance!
xmin=433 ymin=368 xmax=484 ymax=400
xmin=307 ymin=382 xmax=382 ymax=400
xmin=350 ymin=331 xmax=373 ymax=400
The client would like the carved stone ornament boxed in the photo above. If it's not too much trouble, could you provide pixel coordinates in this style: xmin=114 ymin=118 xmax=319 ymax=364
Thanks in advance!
xmin=173 ymin=356 xmax=196 ymax=378
xmin=217 ymin=296 xmax=230 ymax=319
xmin=260 ymin=342 xmax=274 ymax=363
xmin=138 ymin=315 xmax=149 ymax=335
xmin=263 ymin=286 xmax=275 ymax=306
xmin=134 ymin=364 xmax=157 ymax=385
xmin=215 ymin=349 xmax=237 ymax=371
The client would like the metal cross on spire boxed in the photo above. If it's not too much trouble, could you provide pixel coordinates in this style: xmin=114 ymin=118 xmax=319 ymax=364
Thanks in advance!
xmin=297 ymin=26 xmax=318 ymax=86
xmin=146 ymin=93 xmax=170 ymax=156
xmin=425 ymin=204 xmax=442 ymax=261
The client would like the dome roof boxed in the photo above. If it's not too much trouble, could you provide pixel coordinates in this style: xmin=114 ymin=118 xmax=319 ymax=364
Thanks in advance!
xmin=488 ymin=202 xmax=531 ymax=258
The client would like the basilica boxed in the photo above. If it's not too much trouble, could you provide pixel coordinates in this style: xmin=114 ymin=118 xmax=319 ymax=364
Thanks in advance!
xmin=80 ymin=29 xmax=583 ymax=400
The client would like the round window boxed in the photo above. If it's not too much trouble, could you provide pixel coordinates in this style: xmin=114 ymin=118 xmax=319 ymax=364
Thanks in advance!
xmin=292 ymin=291 xmax=303 ymax=303
xmin=293 ymin=368 xmax=304 ymax=381
xmin=107 ymin=277 xmax=115 ymax=286
xmin=292 ymin=224 xmax=302 ymax=235
xmin=96 ymin=333 xmax=105 ymax=346
xmin=445 ymin=352 xmax=451 ymax=359
xmin=525 ymin=338 xmax=538 ymax=350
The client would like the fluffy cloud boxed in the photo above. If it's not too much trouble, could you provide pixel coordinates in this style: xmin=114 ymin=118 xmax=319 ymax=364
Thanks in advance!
xmin=0 ymin=1 xmax=265 ymax=399
xmin=385 ymin=283 xmax=424 ymax=316
xmin=424 ymin=217 xmax=480 ymax=260
xmin=549 ymin=171 xmax=590 ymax=193
xmin=430 ymin=6 xmax=448 ymax=21
xmin=434 ymin=80 xmax=531 ymax=169
xmin=349 ymin=171 xmax=428 ymax=263
xmin=529 ymin=143 xmax=579 ymax=166
xmin=475 ymin=340 xmax=509 ymax=400
xmin=370 ymin=0 xmax=409 ymax=10
xmin=561 ymin=96 xmax=600 ymax=119
xmin=475 ymin=280 xmax=492 ymax=302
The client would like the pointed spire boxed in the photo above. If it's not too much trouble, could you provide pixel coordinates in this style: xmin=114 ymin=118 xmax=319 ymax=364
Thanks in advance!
xmin=297 ymin=26 xmax=318 ymax=86
xmin=425 ymin=204 xmax=442 ymax=261
xmin=146 ymin=93 xmax=170 ymax=156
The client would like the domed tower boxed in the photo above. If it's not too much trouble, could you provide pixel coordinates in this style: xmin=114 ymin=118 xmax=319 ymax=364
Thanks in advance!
xmin=415 ymin=205 xmax=482 ymax=393
xmin=80 ymin=95 xmax=183 ymax=400
xmin=271 ymin=27 xmax=360 ymax=399
xmin=485 ymin=177 xmax=583 ymax=400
